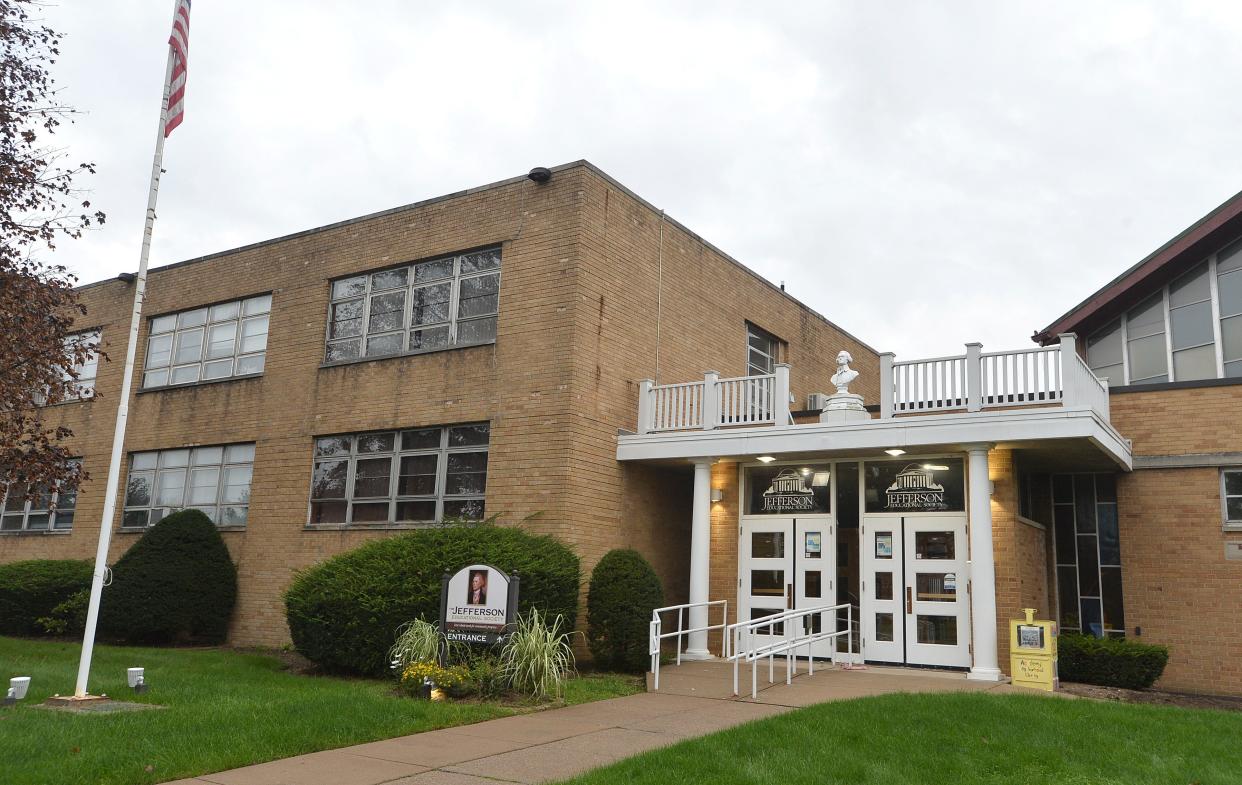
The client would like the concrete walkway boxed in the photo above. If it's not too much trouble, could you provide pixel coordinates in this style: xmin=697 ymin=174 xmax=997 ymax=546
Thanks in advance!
xmin=166 ymin=662 xmax=1035 ymax=785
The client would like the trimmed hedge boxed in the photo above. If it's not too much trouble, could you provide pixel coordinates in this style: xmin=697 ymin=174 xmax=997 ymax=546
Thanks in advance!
xmin=1059 ymin=633 xmax=1169 ymax=689
xmin=0 ymin=559 xmax=92 ymax=636
xmin=285 ymin=525 xmax=580 ymax=676
xmin=99 ymin=509 xmax=238 ymax=644
xmin=587 ymin=549 xmax=664 ymax=672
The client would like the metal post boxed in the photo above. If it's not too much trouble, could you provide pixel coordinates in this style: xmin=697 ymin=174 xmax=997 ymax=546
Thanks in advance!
xmin=74 ymin=30 xmax=178 ymax=699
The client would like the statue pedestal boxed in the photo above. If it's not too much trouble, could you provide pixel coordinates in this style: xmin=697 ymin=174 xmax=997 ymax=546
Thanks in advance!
xmin=819 ymin=392 xmax=869 ymax=425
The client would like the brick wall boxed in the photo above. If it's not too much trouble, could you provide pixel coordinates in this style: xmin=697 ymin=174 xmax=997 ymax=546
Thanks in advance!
xmin=1 ymin=161 xmax=877 ymax=652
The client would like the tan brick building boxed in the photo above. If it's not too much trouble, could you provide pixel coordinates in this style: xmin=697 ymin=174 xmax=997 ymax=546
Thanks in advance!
xmin=3 ymin=162 xmax=1239 ymax=696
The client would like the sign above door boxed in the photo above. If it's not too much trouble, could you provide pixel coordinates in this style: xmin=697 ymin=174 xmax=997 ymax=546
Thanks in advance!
xmin=864 ymin=458 xmax=965 ymax=513
xmin=746 ymin=464 xmax=832 ymax=515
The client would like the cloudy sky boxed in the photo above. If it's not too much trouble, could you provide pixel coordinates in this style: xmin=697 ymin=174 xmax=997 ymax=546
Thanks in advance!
xmin=40 ymin=1 xmax=1242 ymax=357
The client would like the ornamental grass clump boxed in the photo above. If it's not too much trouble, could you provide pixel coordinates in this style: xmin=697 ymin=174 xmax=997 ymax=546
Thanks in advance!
xmin=389 ymin=619 xmax=441 ymax=672
xmin=500 ymin=608 xmax=577 ymax=700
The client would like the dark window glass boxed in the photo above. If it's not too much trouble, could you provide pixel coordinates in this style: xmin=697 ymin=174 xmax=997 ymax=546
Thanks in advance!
xmin=1054 ymin=504 xmax=1076 ymax=563
xmin=1080 ymin=597 xmax=1103 ymax=637
xmin=1097 ymin=504 xmax=1121 ymax=565
xmin=804 ymin=571 xmax=821 ymax=599
xmin=1057 ymin=566 xmax=1080 ymax=630
xmin=443 ymin=498 xmax=485 ymax=520
xmin=751 ymin=570 xmax=784 ymax=596
xmin=1095 ymin=474 xmax=1117 ymax=503
xmin=1074 ymin=475 xmax=1096 ymax=534
xmin=875 ymin=571 xmax=893 ymax=600
xmin=835 ymin=461 xmax=860 ymax=528
xmin=1101 ymin=567 xmax=1125 ymax=632
xmin=751 ymin=531 xmax=785 ymax=559
xmin=1077 ymin=535 xmax=1100 ymax=596
xmin=875 ymin=613 xmax=894 ymax=642
xmin=401 ymin=428 xmax=441 ymax=451
xmin=914 ymin=531 xmax=954 ymax=560
xmin=864 ymin=459 xmax=965 ymax=513
xmin=752 ymin=608 xmax=784 ymax=636
xmin=448 ymin=424 xmax=490 ymax=447
xmin=916 ymin=616 xmax=957 ymax=645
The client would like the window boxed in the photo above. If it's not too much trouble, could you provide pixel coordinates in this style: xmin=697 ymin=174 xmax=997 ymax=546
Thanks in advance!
xmin=309 ymin=423 xmax=489 ymax=525
xmin=1223 ymin=469 xmax=1242 ymax=530
xmin=1051 ymin=473 xmax=1123 ymax=637
xmin=1085 ymin=320 xmax=1123 ymax=383
xmin=325 ymin=248 xmax=500 ymax=363
xmin=1168 ymin=262 xmax=1216 ymax=381
xmin=746 ymin=323 xmax=779 ymax=376
xmin=123 ymin=444 xmax=255 ymax=528
xmin=1219 ymin=239 xmax=1242 ymax=377
xmin=143 ymin=295 xmax=271 ymax=389
xmin=33 ymin=331 xmax=101 ymax=405
xmin=0 ymin=460 xmax=81 ymax=532
xmin=1125 ymin=293 xmax=1168 ymax=384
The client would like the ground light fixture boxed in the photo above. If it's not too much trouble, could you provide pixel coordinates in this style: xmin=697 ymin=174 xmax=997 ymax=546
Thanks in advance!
xmin=884 ymin=449 xmax=905 ymax=456
xmin=128 ymin=668 xmax=148 ymax=694
xmin=756 ymin=456 xmax=776 ymax=463
xmin=5 ymin=676 xmax=31 ymax=705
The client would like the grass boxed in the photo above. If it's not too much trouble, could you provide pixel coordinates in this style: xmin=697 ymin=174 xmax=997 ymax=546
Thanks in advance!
xmin=0 ymin=636 xmax=641 ymax=785
xmin=560 ymin=691 xmax=1242 ymax=785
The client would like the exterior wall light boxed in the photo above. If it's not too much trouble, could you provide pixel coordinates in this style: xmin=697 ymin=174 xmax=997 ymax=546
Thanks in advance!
xmin=128 ymin=667 xmax=148 ymax=694
xmin=710 ymin=488 xmax=724 ymax=503
xmin=756 ymin=456 xmax=776 ymax=463
xmin=884 ymin=449 xmax=905 ymax=456
xmin=5 ymin=676 xmax=31 ymax=705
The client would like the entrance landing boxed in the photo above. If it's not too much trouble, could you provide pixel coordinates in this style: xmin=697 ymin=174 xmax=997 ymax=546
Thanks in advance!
xmin=649 ymin=660 xmax=1041 ymax=707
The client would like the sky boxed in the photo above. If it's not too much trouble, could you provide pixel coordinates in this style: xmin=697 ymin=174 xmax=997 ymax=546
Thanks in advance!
xmin=37 ymin=0 xmax=1242 ymax=358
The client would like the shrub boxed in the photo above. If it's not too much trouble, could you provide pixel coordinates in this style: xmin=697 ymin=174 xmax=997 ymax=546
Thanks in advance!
xmin=501 ymin=608 xmax=576 ymax=700
xmin=587 ymin=549 xmax=664 ymax=672
xmin=0 ymin=559 xmax=92 ymax=636
xmin=98 ymin=509 xmax=238 ymax=644
xmin=285 ymin=525 xmax=580 ymax=676
xmin=37 ymin=588 xmax=89 ymax=636
xmin=1059 ymin=633 xmax=1169 ymax=689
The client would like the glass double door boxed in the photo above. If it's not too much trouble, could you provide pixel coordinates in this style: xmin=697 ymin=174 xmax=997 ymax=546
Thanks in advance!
xmin=860 ymin=515 xmax=970 ymax=668
xmin=739 ymin=516 xmax=836 ymax=659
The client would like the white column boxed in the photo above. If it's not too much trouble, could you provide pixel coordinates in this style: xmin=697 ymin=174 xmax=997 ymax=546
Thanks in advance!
xmin=966 ymin=444 xmax=1002 ymax=681
xmin=684 ymin=458 xmax=714 ymax=659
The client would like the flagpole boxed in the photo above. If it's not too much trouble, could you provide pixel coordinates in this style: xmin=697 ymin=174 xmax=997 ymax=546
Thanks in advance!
xmin=73 ymin=37 xmax=177 ymax=699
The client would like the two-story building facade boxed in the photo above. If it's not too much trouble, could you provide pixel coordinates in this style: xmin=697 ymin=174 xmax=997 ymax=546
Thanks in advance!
xmin=3 ymin=162 xmax=1238 ymax=696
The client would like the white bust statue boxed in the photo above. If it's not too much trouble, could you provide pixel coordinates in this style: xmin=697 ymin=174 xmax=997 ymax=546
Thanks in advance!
xmin=831 ymin=350 xmax=858 ymax=394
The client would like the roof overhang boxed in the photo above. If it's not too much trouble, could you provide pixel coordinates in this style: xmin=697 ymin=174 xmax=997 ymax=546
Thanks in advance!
xmin=1033 ymin=189 xmax=1242 ymax=345
xmin=617 ymin=407 xmax=1132 ymax=471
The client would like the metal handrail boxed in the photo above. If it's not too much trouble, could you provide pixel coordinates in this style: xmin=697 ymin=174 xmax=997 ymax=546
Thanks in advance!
xmin=727 ymin=602 xmax=853 ymax=699
xmin=648 ymin=599 xmax=729 ymax=691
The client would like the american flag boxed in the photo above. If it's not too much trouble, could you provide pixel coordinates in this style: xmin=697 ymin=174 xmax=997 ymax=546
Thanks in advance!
xmin=164 ymin=0 xmax=191 ymax=137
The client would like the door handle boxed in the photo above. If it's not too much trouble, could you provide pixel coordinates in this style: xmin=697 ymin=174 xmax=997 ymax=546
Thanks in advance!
xmin=787 ymin=584 xmax=793 ymax=610
xmin=905 ymin=586 xmax=912 ymax=614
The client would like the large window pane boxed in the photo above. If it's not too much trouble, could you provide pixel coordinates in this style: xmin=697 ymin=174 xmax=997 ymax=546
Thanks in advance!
xmin=1086 ymin=321 xmax=1123 ymax=382
xmin=326 ymin=249 xmax=500 ymax=363
xmin=1127 ymin=334 xmax=1168 ymax=383
xmin=1169 ymin=262 xmax=1210 ymax=307
xmin=145 ymin=296 xmax=271 ymax=387
xmin=1222 ymin=314 xmax=1242 ymax=367
xmin=311 ymin=425 xmax=488 ymax=525
xmin=1173 ymin=344 xmax=1217 ymax=381
xmin=1219 ymin=269 xmax=1242 ymax=317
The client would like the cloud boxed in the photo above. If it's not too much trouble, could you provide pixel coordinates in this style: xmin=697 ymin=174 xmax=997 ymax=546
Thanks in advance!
xmin=41 ymin=0 xmax=1242 ymax=358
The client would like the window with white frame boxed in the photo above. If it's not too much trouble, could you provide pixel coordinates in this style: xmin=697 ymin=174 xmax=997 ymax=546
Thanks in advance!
xmin=747 ymin=323 xmax=780 ymax=376
xmin=1087 ymin=236 xmax=1242 ymax=385
xmin=325 ymin=248 xmax=500 ymax=363
xmin=1 ymin=460 xmax=81 ymax=532
xmin=143 ymin=295 xmax=271 ymax=389
xmin=35 ymin=330 xmax=100 ymax=405
xmin=309 ymin=423 xmax=489 ymax=525
xmin=1224 ymin=469 xmax=1242 ymax=530
xmin=123 ymin=444 xmax=255 ymax=528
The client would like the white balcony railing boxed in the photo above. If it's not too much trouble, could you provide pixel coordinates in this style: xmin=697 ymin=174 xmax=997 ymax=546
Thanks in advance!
xmin=633 ymin=334 xmax=1110 ymax=435
xmin=880 ymin=334 xmax=1108 ymax=420
xmin=638 ymin=366 xmax=791 ymax=434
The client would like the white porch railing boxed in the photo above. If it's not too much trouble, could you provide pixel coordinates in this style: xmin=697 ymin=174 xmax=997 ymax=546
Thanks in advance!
xmin=880 ymin=334 xmax=1109 ymax=420
xmin=638 ymin=366 xmax=791 ymax=434
xmin=648 ymin=600 xmax=729 ymax=691
xmin=727 ymin=602 xmax=854 ymax=699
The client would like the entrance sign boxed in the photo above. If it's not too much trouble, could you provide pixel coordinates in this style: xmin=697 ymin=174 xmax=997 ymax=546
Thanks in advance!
xmin=439 ymin=564 xmax=519 ymax=645
xmin=864 ymin=458 xmax=965 ymax=513
xmin=746 ymin=464 xmax=831 ymax=515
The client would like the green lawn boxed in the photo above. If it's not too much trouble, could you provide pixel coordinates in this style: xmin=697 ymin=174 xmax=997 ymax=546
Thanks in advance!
xmin=0 ymin=636 xmax=640 ymax=785
xmin=561 ymin=691 xmax=1242 ymax=785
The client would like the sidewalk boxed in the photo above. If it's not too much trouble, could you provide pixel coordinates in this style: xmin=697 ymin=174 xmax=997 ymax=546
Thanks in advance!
xmin=166 ymin=662 xmax=1031 ymax=785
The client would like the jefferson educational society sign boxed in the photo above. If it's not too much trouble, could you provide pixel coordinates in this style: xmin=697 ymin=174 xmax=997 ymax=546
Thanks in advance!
xmin=439 ymin=564 xmax=519 ymax=645
xmin=864 ymin=458 xmax=965 ymax=513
